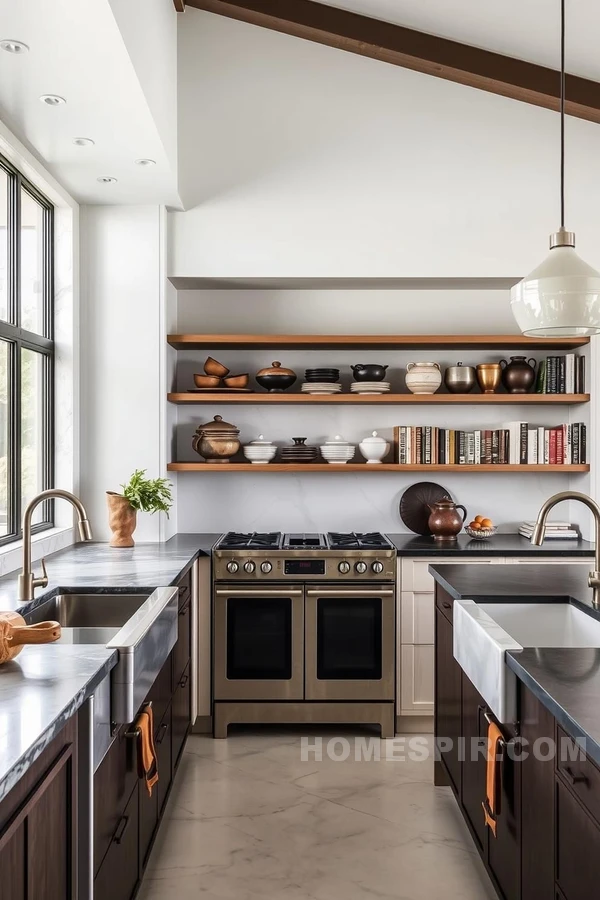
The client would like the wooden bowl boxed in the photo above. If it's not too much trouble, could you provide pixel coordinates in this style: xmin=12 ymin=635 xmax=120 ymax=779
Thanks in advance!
xmin=223 ymin=373 xmax=249 ymax=389
xmin=204 ymin=356 xmax=230 ymax=377
xmin=194 ymin=374 xmax=221 ymax=388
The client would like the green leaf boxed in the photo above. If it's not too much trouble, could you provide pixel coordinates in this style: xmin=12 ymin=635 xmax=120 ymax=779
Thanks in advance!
xmin=120 ymin=469 xmax=173 ymax=516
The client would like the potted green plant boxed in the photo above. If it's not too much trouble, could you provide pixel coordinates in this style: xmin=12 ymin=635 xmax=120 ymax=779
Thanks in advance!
xmin=107 ymin=470 xmax=173 ymax=548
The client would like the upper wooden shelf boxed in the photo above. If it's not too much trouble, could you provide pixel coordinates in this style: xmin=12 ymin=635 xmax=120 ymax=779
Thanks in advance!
xmin=167 ymin=462 xmax=590 ymax=474
xmin=168 ymin=392 xmax=590 ymax=405
xmin=168 ymin=277 xmax=521 ymax=290
xmin=167 ymin=334 xmax=590 ymax=351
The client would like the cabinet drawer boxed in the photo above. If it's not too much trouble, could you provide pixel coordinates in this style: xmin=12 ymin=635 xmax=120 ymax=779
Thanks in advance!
xmin=556 ymin=726 xmax=600 ymax=825
xmin=156 ymin=704 xmax=173 ymax=815
xmin=172 ymin=660 xmax=191 ymax=767
xmin=401 ymin=557 xmax=498 ymax=593
xmin=436 ymin=589 xmax=454 ymax=623
xmin=94 ymin=725 xmax=138 ymax=875
xmin=177 ymin=569 xmax=192 ymax=608
xmin=400 ymin=644 xmax=434 ymax=713
xmin=556 ymin=778 xmax=600 ymax=899
xmin=173 ymin=597 xmax=191 ymax=686
xmin=401 ymin=591 xmax=434 ymax=644
xmin=94 ymin=782 xmax=139 ymax=900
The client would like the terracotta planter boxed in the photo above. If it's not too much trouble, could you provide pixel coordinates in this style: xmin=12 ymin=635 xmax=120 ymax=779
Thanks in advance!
xmin=106 ymin=492 xmax=137 ymax=548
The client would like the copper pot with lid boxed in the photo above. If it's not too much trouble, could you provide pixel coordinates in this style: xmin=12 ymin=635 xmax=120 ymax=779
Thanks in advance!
xmin=255 ymin=361 xmax=297 ymax=392
xmin=192 ymin=415 xmax=240 ymax=463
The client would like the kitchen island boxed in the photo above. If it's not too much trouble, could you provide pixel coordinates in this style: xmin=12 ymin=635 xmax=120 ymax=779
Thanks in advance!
xmin=430 ymin=561 xmax=600 ymax=900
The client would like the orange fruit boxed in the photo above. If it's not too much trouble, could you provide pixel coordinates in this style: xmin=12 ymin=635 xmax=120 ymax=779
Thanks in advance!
xmin=474 ymin=515 xmax=485 ymax=524
xmin=469 ymin=522 xmax=481 ymax=530
xmin=481 ymin=517 xmax=493 ymax=528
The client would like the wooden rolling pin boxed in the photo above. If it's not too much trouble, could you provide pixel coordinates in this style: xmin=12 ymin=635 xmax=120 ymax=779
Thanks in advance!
xmin=0 ymin=610 xmax=61 ymax=663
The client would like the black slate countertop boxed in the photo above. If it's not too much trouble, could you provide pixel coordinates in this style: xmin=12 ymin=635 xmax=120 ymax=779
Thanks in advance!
xmin=388 ymin=533 xmax=594 ymax=557
xmin=507 ymin=649 xmax=600 ymax=767
xmin=428 ymin=561 xmax=600 ymax=766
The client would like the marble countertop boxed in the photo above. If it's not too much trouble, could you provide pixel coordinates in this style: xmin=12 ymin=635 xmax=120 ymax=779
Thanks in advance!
xmin=429 ymin=561 xmax=600 ymax=765
xmin=0 ymin=644 xmax=117 ymax=801
xmin=389 ymin=533 xmax=594 ymax=557
xmin=0 ymin=533 xmax=219 ymax=801
xmin=0 ymin=532 xmax=221 ymax=616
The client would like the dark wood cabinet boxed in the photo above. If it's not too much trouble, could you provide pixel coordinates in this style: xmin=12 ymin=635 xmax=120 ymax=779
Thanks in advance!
xmin=521 ymin=687 xmax=555 ymax=900
xmin=556 ymin=778 xmax=600 ymax=899
xmin=460 ymin=672 xmax=487 ymax=851
xmin=94 ymin=568 xmax=194 ymax=900
xmin=172 ymin=659 xmax=191 ymax=768
xmin=487 ymin=716 xmax=520 ymax=900
xmin=94 ymin=723 xmax=138 ymax=875
xmin=0 ymin=715 xmax=77 ymax=900
xmin=434 ymin=602 xmax=462 ymax=794
xmin=95 ymin=781 xmax=140 ymax=900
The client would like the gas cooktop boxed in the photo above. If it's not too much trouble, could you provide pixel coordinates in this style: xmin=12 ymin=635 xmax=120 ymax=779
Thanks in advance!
xmin=215 ymin=532 xmax=393 ymax=552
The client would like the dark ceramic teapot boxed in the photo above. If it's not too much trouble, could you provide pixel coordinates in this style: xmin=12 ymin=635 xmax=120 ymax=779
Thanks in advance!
xmin=351 ymin=363 xmax=389 ymax=382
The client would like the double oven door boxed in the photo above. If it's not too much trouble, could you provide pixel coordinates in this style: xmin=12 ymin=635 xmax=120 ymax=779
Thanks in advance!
xmin=213 ymin=582 xmax=395 ymax=702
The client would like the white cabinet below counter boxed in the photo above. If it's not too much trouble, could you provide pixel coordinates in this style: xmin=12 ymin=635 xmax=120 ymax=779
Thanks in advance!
xmin=396 ymin=555 xmax=592 ymax=723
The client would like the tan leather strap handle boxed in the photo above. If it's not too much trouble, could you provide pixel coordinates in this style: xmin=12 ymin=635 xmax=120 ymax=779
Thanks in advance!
xmin=9 ymin=621 xmax=61 ymax=647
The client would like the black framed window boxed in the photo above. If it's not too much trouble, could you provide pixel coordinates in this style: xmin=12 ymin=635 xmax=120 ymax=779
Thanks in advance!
xmin=0 ymin=155 xmax=54 ymax=543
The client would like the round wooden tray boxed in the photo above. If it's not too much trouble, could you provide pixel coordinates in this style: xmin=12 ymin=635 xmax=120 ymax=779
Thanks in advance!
xmin=399 ymin=481 xmax=451 ymax=535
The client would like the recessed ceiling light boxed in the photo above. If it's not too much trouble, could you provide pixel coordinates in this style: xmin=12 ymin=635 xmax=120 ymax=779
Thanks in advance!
xmin=97 ymin=176 xmax=117 ymax=184
xmin=39 ymin=94 xmax=66 ymax=106
xmin=0 ymin=39 xmax=29 ymax=54
xmin=73 ymin=137 xmax=95 ymax=147
xmin=135 ymin=158 xmax=156 ymax=167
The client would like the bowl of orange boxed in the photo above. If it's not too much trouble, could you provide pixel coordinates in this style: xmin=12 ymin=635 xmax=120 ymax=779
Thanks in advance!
xmin=465 ymin=515 xmax=497 ymax=540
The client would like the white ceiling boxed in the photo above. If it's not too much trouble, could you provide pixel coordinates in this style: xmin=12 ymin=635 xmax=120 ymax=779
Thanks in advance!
xmin=321 ymin=0 xmax=600 ymax=81
xmin=0 ymin=0 xmax=181 ymax=205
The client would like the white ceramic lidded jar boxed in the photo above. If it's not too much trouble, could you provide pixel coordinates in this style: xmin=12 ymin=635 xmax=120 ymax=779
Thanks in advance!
xmin=243 ymin=435 xmax=277 ymax=465
xmin=319 ymin=435 xmax=356 ymax=464
xmin=405 ymin=361 xmax=442 ymax=394
xmin=359 ymin=431 xmax=390 ymax=464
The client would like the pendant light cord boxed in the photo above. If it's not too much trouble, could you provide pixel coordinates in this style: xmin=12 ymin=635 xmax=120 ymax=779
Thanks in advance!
xmin=560 ymin=0 xmax=565 ymax=228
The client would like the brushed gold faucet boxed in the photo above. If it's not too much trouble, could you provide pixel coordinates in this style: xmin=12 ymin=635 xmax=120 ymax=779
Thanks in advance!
xmin=18 ymin=489 xmax=93 ymax=602
xmin=531 ymin=490 xmax=600 ymax=607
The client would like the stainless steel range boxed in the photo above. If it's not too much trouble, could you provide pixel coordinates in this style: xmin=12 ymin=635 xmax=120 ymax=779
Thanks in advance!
xmin=212 ymin=532 xmax=396 ymax=738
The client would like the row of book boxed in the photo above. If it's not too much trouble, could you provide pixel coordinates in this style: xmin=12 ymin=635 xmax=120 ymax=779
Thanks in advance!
xmin=519 ymin=521 xmax=580 ymax=541
xmin=394 ymin=423 xmax=587 ymax=465
xmin=536 ymin=354 xmax=585 ymax=394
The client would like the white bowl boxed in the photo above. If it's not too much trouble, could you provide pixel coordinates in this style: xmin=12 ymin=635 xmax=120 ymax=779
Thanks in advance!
xmin=243 ymin=446 xmax=277 ymax=464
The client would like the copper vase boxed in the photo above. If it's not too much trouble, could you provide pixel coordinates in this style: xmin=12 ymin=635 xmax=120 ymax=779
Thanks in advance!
xmin=106 ymin=492 xmax=137 ymax=548
xmin=427 ymin=499 xmax=467 ymax=542
xmin=476 ymin=363 xmax=502 ymax=394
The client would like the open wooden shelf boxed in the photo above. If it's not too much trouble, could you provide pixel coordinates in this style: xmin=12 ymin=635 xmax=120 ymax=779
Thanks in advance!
xmin=167 ymin=462 xmax=590 ymax=473
xmin=168 ymin=392 xmax=590 ymax=405
xmin=167 ymin=333 xmax=590 ymax=351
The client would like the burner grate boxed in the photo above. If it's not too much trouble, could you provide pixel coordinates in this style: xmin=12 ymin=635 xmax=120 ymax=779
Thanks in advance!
xmin=327 ymin=532 xmax=392 ymax=550
xmin=218 ymin=532 xmax=282 ymax=550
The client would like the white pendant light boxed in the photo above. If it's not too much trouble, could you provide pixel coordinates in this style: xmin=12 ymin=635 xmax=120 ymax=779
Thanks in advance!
xmin=510 ymin=0 xmax=600 ymax=337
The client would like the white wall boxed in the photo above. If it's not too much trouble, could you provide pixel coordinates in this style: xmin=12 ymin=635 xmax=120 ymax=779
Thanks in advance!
xmin=80 ymin=205 xmax=170 ymax=542
xmin=171 ymin=10 xmax=600 ymax=277
xmin=174 ymin=290 xmax=592 ymax=535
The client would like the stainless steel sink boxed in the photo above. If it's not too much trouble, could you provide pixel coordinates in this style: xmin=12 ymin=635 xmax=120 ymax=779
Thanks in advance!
xmin=26 ymin=593 xmax=149 ymax=629
xmin=25 ymin=587 xmax=179 ymax=724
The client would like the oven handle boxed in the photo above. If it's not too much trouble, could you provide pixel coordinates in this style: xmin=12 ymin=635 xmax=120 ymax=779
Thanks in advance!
xmin=215 ymin=588 xmax=304 ymax=597
xmin=306 ymin=587 xmax=395 ymax=599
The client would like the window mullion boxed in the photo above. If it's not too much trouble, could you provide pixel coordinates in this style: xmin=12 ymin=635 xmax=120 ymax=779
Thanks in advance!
xmin=9 ymin=340 xmax=20 ymax=537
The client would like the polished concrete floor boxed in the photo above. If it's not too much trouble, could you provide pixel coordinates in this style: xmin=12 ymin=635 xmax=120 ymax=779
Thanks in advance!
xmin=138 ymin=729 xmax=497 ymax=900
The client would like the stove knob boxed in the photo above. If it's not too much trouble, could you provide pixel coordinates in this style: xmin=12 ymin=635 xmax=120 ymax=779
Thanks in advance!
xmin=372 ymin=561 xmax=384 ymax=574
xmin=243 ymin=560 xmax=256 ymax=574
xmin=355 ymin=561 xmax=368 ymax=574
xmin=338 ymin=560 xmax=351 ymax=574
xmin=260 ymin=561 xmax=273 ymax=574
xmin=226 ymin=560 xmax=239 ymax=574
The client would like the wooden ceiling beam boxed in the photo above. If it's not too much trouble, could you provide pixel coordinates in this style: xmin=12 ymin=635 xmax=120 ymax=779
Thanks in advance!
xmin=185 ymin=0 xmax=600 ymax=124
xmin=173 ymin=0 xmax=186 ymax=11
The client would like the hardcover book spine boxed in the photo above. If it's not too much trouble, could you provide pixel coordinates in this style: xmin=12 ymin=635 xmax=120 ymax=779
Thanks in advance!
xmin=519 ymin=423 xmax=528 ymax=465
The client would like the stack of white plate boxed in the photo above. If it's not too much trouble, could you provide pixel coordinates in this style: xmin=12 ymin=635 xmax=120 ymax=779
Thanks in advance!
xmin=350 ymin=382 xmax=391 ymax=395
xmin=301 ymin=383 xmax=342 ymax=395
xmin=319 ymin=436 xmax=356 ymax=464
